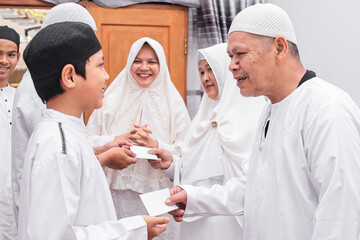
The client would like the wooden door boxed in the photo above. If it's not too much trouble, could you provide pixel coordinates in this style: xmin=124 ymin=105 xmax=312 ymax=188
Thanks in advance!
xmin=82 ymin=2 xmax=188 ymax=124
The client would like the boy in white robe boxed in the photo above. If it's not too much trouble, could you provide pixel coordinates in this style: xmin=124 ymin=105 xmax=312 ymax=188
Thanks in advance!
xmin=0 ymin=25 xmax=20 ymax=240
xmin=11 ymin=3 xmax=137 ymax=224
xmin=159 ymin=3 xmax=360 ymax=240
xmin=19 ymin=21 xmax=169 ymax=240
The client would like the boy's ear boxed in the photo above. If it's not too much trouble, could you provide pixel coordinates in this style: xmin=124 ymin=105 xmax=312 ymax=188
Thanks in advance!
xmin=60 ymin=64 xmax=77 ymax=90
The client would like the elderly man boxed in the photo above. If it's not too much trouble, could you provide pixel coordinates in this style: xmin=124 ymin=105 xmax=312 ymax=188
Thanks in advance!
xmin=160 ymin=3 xmax=360 ymax=239
xmin=0 ymin=25 xmax=20 ymax=240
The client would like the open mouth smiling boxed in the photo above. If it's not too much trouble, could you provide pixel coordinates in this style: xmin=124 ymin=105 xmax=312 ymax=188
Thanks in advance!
xmin=137 ymin=73 xmax=151 ymax=78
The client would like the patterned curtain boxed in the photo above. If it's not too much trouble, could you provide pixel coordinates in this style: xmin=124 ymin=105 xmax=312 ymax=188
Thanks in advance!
xmin=186 ymin=0 xmax=264 ymax=118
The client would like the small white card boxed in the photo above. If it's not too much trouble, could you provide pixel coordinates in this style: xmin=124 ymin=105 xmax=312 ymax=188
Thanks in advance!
xmin=140 ymin=188 xmax=178 ymax=216
xmin=130 ymin=145 xmax=159 ymax=160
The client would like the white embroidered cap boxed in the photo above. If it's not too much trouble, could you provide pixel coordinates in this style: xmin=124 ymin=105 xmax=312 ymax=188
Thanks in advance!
xmin=42 ymin=2 xmax=97 ymax=31
xmin=228 ymin=3 xmax=297 ymax=44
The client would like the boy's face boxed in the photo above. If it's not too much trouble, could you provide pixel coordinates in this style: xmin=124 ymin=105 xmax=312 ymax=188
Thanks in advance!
xmin=0 ymin=39 xmax=20 ymax=83
xmin=78 ymin=49 xmax=109 ymax=110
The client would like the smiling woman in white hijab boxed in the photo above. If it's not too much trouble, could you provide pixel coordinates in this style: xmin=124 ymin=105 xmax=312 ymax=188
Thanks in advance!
xmin=86 ymin=37 xmax=190 ymax=240
xmin=176 ymin=43 xmax=265 ymax=239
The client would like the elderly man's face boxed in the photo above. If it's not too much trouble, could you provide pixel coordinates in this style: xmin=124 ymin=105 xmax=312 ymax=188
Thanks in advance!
xmin=227 ymin=31 xmax=276 ymax=98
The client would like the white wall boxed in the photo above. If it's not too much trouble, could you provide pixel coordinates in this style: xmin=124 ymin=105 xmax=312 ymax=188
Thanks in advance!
xmin=268 ymin=0 xmax=360 ymax=106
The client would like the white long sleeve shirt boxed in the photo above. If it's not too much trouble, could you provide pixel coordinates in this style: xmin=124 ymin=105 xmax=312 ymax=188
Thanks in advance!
xmin=0 ymin=84 xmax=17 ymax=239
xmin=18 ymin=109 xmax=147 ymax=239
xmin=182 ymin=78 xmax=360 ymax=240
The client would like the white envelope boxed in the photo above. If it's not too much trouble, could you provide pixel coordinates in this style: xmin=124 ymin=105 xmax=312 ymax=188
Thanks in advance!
xmin=140 ymin=188 xmax=178 ymax=216
xmin=130 ymin=145 xmax=159 ymax=160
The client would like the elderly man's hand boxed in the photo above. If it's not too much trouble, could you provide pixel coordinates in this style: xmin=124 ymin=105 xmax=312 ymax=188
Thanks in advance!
xmin=165 ymin=186 xmax=187 ymax=222
xmin=147 ymin=148 xmax=173 ymax=169
xmin=97 ymin=147 xmax=136 ymax=170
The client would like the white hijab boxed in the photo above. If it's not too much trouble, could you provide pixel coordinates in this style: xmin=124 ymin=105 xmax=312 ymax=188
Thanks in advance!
xmin=180 ymin=43 xmax=265 ymax=186
xmin=86 ymin=37 xmax=190 ymax=193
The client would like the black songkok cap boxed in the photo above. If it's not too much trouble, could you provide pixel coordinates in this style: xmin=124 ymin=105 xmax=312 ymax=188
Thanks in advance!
xmin=23 ymin=21 xmax=101 ymax=83
xmin=0 ymin=25 xmax=20 ymax=51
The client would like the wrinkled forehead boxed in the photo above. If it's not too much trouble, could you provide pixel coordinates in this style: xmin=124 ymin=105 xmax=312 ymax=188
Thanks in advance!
xmin=227 ymin=31 xmax=263 ymax=53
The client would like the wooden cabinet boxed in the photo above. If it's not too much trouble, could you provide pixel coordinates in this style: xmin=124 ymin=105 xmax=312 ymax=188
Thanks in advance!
xmin=81 ymin=2 xmax=188 ymax=124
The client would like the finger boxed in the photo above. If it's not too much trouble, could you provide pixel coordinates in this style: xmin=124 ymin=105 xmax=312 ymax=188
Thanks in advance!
xmin=130 ymin=135 xmax=146 ymax=146
xmin=152 ymin=224 xmax=167 ymax=237
xmin=147 ymin=161 xmax=161 ymax=169
xmin=129 ymin=134 xmax=143 ymax=142
xmin=155 ymin=216 xmax=170 ymax=225
xmin=133 ymin=124 xmax=141 ymax=128
xmin=133 ymin=140 xmax=147 ymax=146
xmin=138 ymin=131 xmax=150 ymax=139
xmin=130 ymin=128 xmax=138 ymax=134
xmin=141 ymin=127 xmax=152 ymax=134
xmin=168 ymin=209 xmax=184 ymax=221
xmin=129 ymin=157 xmax=137 ymax=164
xmin=124 ymin=148 xmax=136 ymax=158
xmin=168 ymin=208 xmax=183 ymax=215
xmin=169 ymin=185 xmax=182 ymax=195
xmin=166 ymin=191 xmax=186 ymax=206
xmin=174 ymin=216 xmax=183 ymax=222
xmin=148 ymin=148 xmax=159 ymax=155
xmin=122 ymin=140 xmax=132 ymax=146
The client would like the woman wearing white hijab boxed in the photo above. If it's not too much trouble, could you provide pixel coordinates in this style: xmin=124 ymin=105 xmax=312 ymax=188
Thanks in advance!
xmin=86 ymin=37 xmax=190 ymax=239
xmin=176 ymin=43 xmax=265 ymax=239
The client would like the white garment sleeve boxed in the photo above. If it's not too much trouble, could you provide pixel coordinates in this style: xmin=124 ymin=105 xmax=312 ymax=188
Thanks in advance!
xmin=180 ymin=174 xmax=247 ymax=218
xmin=305 ymin=103 xmax=360 ymax=239
xmin=88 ymin=134 xmax=116 ymax=147
xmin=86 ymin=108 xmax=117 ymax=147
xmin=160 ymin=98 xmax=191 ymax=158
xmin=11 ymin=82 xmax=43 ymax=223
xmin=157 ymin=140 xmax=173 ymax=153
xmin=27 ymin=151 xmax=146 ymax=239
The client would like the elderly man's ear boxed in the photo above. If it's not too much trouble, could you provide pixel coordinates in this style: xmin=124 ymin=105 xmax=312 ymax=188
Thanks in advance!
xmin=274 ymin=36 xmax=289 ymax=63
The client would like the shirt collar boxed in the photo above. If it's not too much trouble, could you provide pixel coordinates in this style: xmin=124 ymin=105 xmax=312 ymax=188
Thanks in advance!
xmin=41 ymin=109 xmax=86 ymax=133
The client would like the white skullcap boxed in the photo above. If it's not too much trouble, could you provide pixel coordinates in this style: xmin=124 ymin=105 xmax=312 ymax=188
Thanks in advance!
xmin=42 ymin=2 xmax=97 ymax=31
xmin=229 ymin=3 xmax=297 ymax=44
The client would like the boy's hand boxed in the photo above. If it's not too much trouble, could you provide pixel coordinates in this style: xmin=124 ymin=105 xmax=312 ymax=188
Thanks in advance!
xmin=97 ymin=147 xmax=136 ymax=169
xmin=142 ymin=216 xmax=170 ymax=240
xmin=93 ymin=140 xmax=132 ymax=155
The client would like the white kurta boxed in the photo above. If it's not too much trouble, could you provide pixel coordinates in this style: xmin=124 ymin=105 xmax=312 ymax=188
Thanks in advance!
xmin=86 ymin=37 xmax=190 ymax=240
xmin=0 ymin=84 xmax=17 ymax=240
xmin=176 ymin=43 xmax=265 ymax=240
xmin=18 ymin=109 xmax=147 ymax=240
xmin=11 ymin=71 xmax=44 ymax=223
xmin=182 ymin=78 xmax=360 ymax=240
